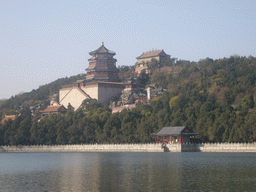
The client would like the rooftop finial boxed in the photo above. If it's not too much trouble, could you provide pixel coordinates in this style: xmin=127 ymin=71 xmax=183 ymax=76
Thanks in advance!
xmin=101 ymin=42 xmax=104 ymax=45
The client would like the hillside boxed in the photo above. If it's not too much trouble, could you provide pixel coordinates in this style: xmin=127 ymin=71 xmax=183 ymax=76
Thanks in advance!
xmin=150 ymin=56 xmax=256 ymax=105
xmin=1 ymin=56 xmax=256 ymax=145
xmin=0 ymin=74 xmax=85 ymax=116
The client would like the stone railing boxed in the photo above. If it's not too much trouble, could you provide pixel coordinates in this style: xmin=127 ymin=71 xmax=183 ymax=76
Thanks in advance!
xmin=0 ymin=143 xmax=164 ymax=153
xmin=1 ymin=143 xmax=256 ymax=153
xmin=181 ymin=142 xmax=256 ymax=152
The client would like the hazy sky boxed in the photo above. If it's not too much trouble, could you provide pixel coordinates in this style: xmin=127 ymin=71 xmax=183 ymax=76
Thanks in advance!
xmin=1 ymin=0 xmax=256 ymax=99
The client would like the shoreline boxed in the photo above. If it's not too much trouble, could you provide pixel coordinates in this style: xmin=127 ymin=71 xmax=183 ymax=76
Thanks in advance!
xmin=1 ymin=143 xmax=256 ymax=153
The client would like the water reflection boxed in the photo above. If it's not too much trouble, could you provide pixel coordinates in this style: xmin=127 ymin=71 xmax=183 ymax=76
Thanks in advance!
xmin=0 ymin=152 xmax=255 ymax=191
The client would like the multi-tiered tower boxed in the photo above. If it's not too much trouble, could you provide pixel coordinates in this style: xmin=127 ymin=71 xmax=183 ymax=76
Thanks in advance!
xmin=59 ymin=43 xmax=124 ymax=110
xmin=86 ymin=42 xmax=120 ymax=82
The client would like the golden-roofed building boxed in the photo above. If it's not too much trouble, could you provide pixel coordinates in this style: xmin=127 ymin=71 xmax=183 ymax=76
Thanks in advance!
xmin=135 ymin=49 xmax=170 ymax=75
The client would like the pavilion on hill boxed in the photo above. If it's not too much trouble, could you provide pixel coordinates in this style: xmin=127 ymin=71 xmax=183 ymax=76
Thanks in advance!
xmin=152 ymin=126 xmax=198 ymax=144
xmin=135 ymin=49 xmax=170 ymax=75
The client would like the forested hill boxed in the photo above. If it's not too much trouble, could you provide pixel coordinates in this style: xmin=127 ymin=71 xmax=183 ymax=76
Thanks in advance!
xmin=0 ymin=74 xmax=85 ymax=114
xmin=149 ymin=55 xmax=256 ymax=142
xmin=151 ymin=56 xmax=256 ymax=103
xmin=1 ymin=56 xmax=256 ymax=145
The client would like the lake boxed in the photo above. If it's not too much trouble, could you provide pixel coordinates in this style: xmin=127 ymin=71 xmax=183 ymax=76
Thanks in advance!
xmin=0 ymin=152 xmax=255 ymax=191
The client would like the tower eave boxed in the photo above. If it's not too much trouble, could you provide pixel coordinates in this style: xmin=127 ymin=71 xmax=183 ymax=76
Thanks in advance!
xmin=89 ymin=44 xmax=116 ymax=56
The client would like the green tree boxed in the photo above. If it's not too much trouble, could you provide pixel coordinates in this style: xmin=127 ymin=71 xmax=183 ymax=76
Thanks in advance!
xmin=15 ymin=116 xmax=31 ymax=145
xmin=169 ymin=96 xmax=180 ymax=109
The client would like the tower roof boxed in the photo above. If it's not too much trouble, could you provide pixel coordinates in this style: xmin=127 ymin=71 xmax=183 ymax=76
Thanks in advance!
xmin=89 ymin=42 xmax=116 ymax=56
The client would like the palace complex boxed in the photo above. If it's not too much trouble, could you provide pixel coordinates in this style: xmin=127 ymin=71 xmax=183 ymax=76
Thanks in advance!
xmin=58 ymin=43 xmax=170 ymax=111
xmin=59 ymin=42 xmax=124 ymax=110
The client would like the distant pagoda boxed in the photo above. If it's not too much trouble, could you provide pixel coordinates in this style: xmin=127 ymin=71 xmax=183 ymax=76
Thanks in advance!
xmin=86 ymin=42 xmax=120 ymax=82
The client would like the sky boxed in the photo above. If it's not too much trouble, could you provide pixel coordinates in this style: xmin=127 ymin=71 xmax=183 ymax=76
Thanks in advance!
xmin=0 ymin=0 xmax=256 ymax=100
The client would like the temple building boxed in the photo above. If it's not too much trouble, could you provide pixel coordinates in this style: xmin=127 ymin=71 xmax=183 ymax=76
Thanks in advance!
xmin=152 ymin=126 xmax=198 ymax=144
xmin=135 ymin=49 xmax=170 ymax=75
xmin=40 ymin=105 xmax=67 ymax=116
xmin=59 ymin=43 xmax=124 ymax=110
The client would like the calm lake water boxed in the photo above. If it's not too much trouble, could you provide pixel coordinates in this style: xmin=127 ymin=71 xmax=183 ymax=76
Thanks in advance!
xmin=0 ymin=152 xmax=255 ymax=192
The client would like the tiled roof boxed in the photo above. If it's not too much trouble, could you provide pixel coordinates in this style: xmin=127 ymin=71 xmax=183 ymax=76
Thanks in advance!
xmin=153 ymin=126 xmax=198 ymax=136
xmin=137 ymin=50 xmax=164 ymax=59
xmin=0 ymin=115 xmax=17 ymax=124
xmin=89 ymin=43 xmax=116 ymax=55
xmin=40 ymin=105 xmax=66 ymax=113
